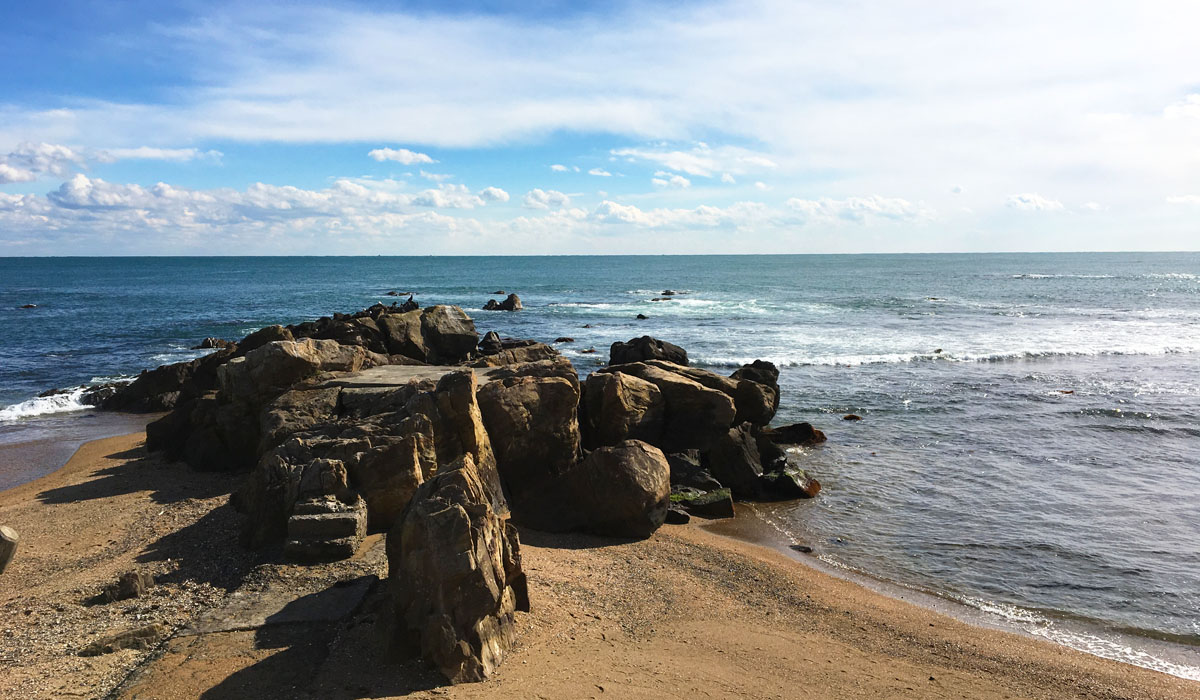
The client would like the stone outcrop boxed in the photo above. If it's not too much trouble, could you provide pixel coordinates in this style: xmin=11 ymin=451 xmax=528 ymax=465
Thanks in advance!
xmin=579 ymin=371 xmax=664 ymax=450
xmin=590 ymin=361 xmax=736 ymax=452
xmin=474 ymin=359 xmax=581 ymax=515
xmin=482 ymin=293 xmax=522 ymax=311
xmin=609 ymin=335 xmax=688 ymax=366
xmin=761 ymin=422 xmax=827 ymax=446
xmin=388 ymin=453 xmax=528 ymax=684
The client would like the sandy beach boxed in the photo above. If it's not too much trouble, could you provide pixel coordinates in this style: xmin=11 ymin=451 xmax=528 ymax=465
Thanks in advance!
xmin=0 ymin=431 xmax=1197 ymax=700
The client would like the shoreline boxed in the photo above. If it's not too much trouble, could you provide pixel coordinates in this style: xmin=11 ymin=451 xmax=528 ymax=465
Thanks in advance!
xmin=1 ymin=432 xmax=1197 ymax=698
xmin=705 ymin=503 xmax=1200 ymax=682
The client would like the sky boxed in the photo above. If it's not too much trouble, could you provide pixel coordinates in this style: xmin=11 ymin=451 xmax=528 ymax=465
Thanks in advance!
xmin=1 ymin=0 xmax=1199 ymax=255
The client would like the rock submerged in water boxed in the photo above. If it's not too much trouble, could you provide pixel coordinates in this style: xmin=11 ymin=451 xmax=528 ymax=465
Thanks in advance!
xmin=482 ymin=293 xmax=522 ymax=311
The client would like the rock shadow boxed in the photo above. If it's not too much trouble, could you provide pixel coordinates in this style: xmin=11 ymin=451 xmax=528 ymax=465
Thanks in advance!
xmin=199 ymin=578 xmax=445 ymax=699
xmin=135 ymin=504 xmax=269 ymax=592
xmin=516 ymin=525 xmax=642 ymax=550
xmin=36 ymin=445 xmax=234 ymax=505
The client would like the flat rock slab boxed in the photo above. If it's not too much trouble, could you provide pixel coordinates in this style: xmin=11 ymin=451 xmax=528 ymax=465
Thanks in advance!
xmin=180 ymin=576 xmax=374 ymax=636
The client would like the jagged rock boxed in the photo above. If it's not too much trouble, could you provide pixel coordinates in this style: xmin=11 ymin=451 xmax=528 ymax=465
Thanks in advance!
xmin=579 ymin=371 xmax=664 ymax=449
xmin=731 ymin=360 xmax=781 ymax=414
xmin=701 ymin=423 xmax=765 ymax=499
xmin=761 ymin=466 xmax=822 ymax=499
xmin=633 ymin=360 xmax=774 ymax=426
xmin=635 ymin=313 xmax=648 ymax=320
xmin=671 ymin=487 xmax=735 ymax=519
xmin=192 ymin=337 xmax=233 ymax=350
xmin=218 ymin=339 xmax=368 ymax=405
xmin=236 ymin=324 xmax=294 ymax=356
xmin=468 ymin=343 xmax=559 ymax=367
xmin=594 ymin=363 xmax=735 ymax=452
xmin=666 ymin=451 xmax=723 ymax=492
xmin=259 ymin=386 xmax=342 ymax=453
xmin=478 ymin=331 xmax=504 ymax=355
xmin=554 ymin=337 xmax=574 ymax=343
xmin=761 ymin=422 xmax=827 ymax=446
xmin=388 ymin=454 xmax=528 ymax=684
xmin=609 ymin=335 xmax=688 ymax=366
xmin=482 ymin=293 xmax=522 ymax=312
xmin=844 ymin=413 xmax=863 ymax=421
xmin=476 ymin=359 xmax=581 ymax=512
xmin=420 ymin=306 xmax=480 ymax=363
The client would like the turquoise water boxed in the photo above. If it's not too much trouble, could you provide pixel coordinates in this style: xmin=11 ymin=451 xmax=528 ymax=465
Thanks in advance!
xmin=1 ymin=253 xmax=1198 ymax=676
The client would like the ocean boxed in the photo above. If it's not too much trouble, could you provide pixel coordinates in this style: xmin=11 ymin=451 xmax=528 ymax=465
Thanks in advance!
xmin=1 ymin=253 xmax=1198 ymax=678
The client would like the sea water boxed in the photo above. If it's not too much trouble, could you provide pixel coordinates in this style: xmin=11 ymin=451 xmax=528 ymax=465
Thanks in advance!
xmin=1 ymin=253 xmax=1197 ymax=677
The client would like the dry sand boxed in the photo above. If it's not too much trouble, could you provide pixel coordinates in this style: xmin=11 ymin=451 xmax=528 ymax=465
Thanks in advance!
xmin=1 ymin=432 xmax=1197 ymax=699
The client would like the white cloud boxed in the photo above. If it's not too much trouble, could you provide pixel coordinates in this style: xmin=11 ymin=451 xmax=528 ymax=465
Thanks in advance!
xmin=479 ymin=186 xmax=509 ymax=202
xmin=754 ymin=181 xmax=769 ymax=191
xmin=785 ymin=195 xmax=930 ymax=224
xmin=550 ymin=164 xmax=569 ymax=172
xmin=720 ymin=173 xmax=735 ymax=184
xmin=0 ymin=142 xmax=86 ymax=180
xmin=367 ymin=147 xmax=435 ymax=164
xmin=98 ymin=147 xmax=222 ymax=162
xmin=651 ymin=173 xmax=691 ymax=188
xmin=951 ymin=185 xmax=964 ymax=194
xmin=612 ymin=143 xmax=778 ymax=178
xmin=0 ymin=163 xmax=36 ymax=184
xmin=588 ymin=167 xmax=612 ymax=177
xmin=1166 ymin=195 xmax=1200 ymax=205
xmin=1006 ymin=193 xmax=1065 ymax=211
xmin=522 ymin=188 xmax=570 ymax=209
xmin=590 ymin=200 xmax=768 ymax=229
xmin=1081 ymin=201 xmax=1104 ymax=211
xmin=419 ymin=170 xmax=453 ymax=182
xmin=1164 ymin=94 xmax=1200 ymax=120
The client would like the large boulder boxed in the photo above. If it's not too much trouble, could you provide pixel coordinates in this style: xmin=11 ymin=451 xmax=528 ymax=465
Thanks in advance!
xmin=469 ymin=343 xmax=558 ymax=367
xmin=579 ymin=371 xmax=664 ymax=449
xmin=641 ymin=360 xmax=775 ymax=426
xmin=609 ymin=336 xmax=688 ymax=366
xmin=761 ymin=422 xmax=827 ymax=446
xmin=421 ymin=306 xmax=479 ymax=363
xmin=594 ymin=363 xmax=735 ymax=452
xmin=236 ymin=325 xmax=293 ymax=356
xmin=701 ymin=423 xmax=765 ymax=499
xmin=567 ymin=440 xmax=671 ymax=538
xmin=731 ymin=360 xmax=781 ymax=413
xmin=388 ymin=454 xmax=528 ymax=684
xmin=475 ymin=359 xmax=580 ymax=512
xmin=218 ymin=339 xmax=368 ymax=406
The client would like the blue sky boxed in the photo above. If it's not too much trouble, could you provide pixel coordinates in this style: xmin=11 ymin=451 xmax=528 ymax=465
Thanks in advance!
xmin=1 ymin=0 xmax=1199 ymax=255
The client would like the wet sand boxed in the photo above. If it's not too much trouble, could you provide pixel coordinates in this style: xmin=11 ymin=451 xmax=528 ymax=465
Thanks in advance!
xmin=1 ymin=432 xmax=1197 ymax=699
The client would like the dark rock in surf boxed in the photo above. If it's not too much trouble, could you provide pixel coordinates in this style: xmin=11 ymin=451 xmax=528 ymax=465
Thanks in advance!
xmin=609 ymin=336 xmax=689 ymax=367
xmin=761 ymin=422 xmax=827 ymax=446
xmin=482 ymin=293 xmax=522 ymax=312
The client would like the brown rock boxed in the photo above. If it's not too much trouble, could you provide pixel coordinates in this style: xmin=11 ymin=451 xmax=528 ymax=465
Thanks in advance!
xmin=78 ymin=624 xmax=165 ymax=656
xmin=580 ymin=371 xmax=664 ymax=450
xmin=388 ymin=454 xmax=528 ymax=684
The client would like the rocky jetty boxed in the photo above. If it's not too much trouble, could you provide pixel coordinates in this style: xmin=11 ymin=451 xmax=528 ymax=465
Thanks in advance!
xmin=96 ymin=304 xmax=824 ymax=684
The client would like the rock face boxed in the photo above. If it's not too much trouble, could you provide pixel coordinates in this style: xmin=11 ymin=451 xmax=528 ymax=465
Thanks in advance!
xmin=609 ymin=336 xmax=688 ymax=366
xmin=564 ymin=440 xmax=670 ymax=538
xmin=388 ymin=453 xmax=528 ymax=684
xmin=590 ymin=361 xmax=736 ymax=452
xmin=474 ymin=359 xmax=581 ymax=515
xmin=579 ymin=371 xmax=664 ymax=450
xmin=482 ymin=293 xmax=522 ymax=311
